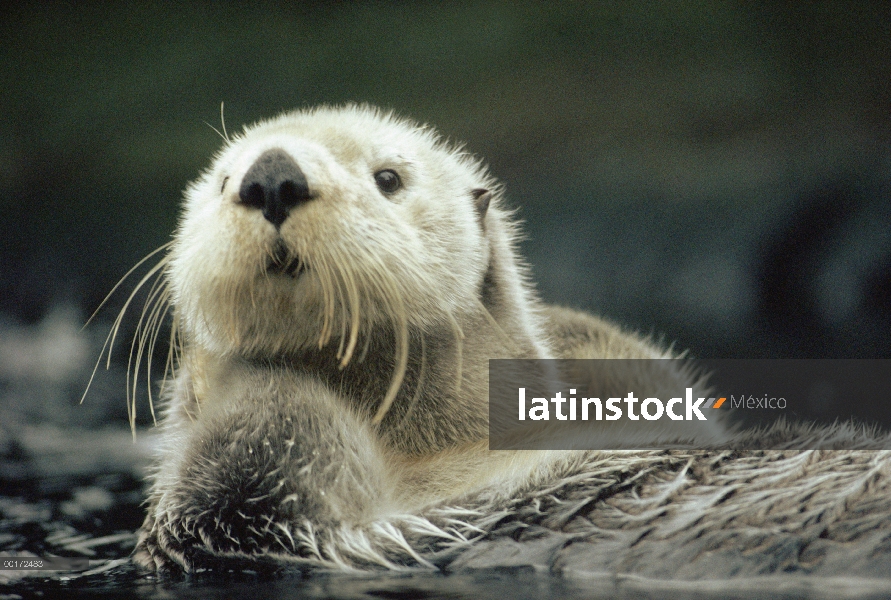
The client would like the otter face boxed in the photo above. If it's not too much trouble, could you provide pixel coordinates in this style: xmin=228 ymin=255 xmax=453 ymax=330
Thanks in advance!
xmin=168 ymin=106 xmax=495 ymax=359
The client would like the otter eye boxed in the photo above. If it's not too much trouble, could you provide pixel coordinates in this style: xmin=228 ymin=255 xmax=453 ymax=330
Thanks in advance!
xmin=374 ymin=169 xmax=401 ymax=194
xmin=221 ymin=176 xmax=229 ymax=194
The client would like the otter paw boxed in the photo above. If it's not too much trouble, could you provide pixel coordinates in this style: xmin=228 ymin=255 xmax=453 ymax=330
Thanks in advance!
xmin=133 ymin=517 xmax=205 ymax=574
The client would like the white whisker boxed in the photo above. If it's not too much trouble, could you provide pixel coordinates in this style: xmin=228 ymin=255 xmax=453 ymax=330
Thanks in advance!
xmin=447 ymin=312 xmax=464 ymax=395
xmin=474 ymin=297 xmax=521 ymax=354
xmin=81 ymin=243 xmax=173 ymax=409
xmin=124 ymin=258 xmax=171 ymax=432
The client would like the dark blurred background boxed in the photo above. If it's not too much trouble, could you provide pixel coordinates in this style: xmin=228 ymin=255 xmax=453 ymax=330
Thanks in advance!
xmin=1 ymin=3 xmax=890 ymax=426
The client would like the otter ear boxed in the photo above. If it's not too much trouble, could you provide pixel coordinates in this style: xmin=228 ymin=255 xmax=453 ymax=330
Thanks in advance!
xmin=471 ymin=188 xmax=492 ymax=220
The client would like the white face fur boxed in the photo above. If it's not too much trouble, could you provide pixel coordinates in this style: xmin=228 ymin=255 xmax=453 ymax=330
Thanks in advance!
xmin=168 ymin=106 xmax=496 ymax=358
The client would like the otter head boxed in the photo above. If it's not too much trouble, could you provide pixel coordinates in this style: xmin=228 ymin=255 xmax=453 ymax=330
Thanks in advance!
xmin=168 ymin=106 xmax=498 ymax=365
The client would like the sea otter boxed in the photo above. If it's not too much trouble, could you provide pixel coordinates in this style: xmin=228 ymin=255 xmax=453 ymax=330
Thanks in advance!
xmin=116 ymin=106 xmax=890 ymax=585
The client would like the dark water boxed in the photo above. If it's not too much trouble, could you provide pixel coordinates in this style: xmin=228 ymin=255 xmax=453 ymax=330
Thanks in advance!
xmin=4 ymin=565 xmax=594 ymax=600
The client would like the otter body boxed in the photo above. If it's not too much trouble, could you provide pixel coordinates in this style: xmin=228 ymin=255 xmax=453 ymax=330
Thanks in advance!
xmin=131 ymin=106 xmax=891 ymax=582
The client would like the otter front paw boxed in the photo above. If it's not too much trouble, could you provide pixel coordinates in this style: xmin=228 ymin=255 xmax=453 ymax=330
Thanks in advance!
xmin=133 ymin=514 xmax=203 ymax=574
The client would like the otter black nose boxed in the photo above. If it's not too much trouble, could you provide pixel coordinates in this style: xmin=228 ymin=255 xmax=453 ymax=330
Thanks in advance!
xmin=238 ymin=149 xmax=313 ymax=228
